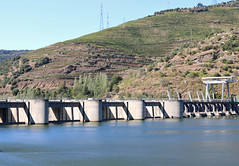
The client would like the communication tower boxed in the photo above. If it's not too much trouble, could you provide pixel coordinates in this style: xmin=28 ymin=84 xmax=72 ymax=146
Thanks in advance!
xmin=100 ymin=4 xmax=104 ymax=31
xmin=107 ymin=13 xmax=109 ymax=28
xmin=213 ymin=0 xmax=217 ymax=5
xmin=123 ymin=18 xmax=126 ymax=28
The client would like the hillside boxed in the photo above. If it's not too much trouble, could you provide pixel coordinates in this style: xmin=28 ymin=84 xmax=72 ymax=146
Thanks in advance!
xmin=0 ymin=1 xmax=239 ymax=98
xmin=0 ymin=50 xmax=31 ymax=62
xmin=118 ymin=28 xmax=239 ymax=99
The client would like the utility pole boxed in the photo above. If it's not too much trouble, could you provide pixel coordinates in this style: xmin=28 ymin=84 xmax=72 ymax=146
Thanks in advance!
xmin=212 ymin=22 xmax=214 ymax=33
xmin=190 ymin=29 xmax=192 ymax=43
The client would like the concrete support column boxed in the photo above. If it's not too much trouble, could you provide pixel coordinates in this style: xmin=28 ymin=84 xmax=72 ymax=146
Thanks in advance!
xmin=162 ymin=100 xmax=183 ymax=118
xmin=206 ymin=83 xmax=209 ymax=100
xmin=214 ymin=104 xmax=219 ymax=116
xmin=222 ymin=82 xmax=225 ymax=101
xmin=81 ymin=100 xmax=102 ymax=122
xmin=125 ymin=100 xmax=145 ymax=120
xmin=227 ymin=82 xmax=230 ymax=100
xmin=28 ymin=99 xmax=49 ymax=124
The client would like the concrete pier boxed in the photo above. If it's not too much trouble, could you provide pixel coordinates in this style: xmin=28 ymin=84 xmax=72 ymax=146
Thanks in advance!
xmin=28 ymin=99 xmax=49 ymax=124
xmin=161 ymin=100 xmax=184 ymax=118
xmin=125 ymin=100 xmax=145 ymax=120
xmin=81 ymin=100 xmax=102 ymax=122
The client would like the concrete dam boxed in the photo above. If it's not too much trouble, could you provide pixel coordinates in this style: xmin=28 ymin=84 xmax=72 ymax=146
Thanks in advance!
xmin=0 ymin=99 xmax=238 ymax=125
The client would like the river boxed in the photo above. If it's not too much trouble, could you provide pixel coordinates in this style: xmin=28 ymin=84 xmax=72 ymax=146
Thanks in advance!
xmin=0 ymin=118 xmax=239 ymax=166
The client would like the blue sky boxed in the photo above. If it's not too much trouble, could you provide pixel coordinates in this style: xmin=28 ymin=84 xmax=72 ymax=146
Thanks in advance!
xmin=0 ymin=0 xmax=228 ymax=50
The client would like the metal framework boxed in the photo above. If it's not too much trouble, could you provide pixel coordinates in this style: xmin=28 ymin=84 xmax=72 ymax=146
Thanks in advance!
xmin=202 ymin=76 xmax=238 ymax=101
xmin=100 ymin=4 xmax=104 ymax=31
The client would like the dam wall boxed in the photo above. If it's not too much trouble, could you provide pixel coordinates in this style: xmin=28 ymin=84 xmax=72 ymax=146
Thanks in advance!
xmin=0 ymin=99 xmax=238 ymax=125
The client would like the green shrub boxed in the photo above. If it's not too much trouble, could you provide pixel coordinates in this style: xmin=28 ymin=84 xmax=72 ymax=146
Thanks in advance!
xmin=184 ymin=70 xmax=190 ymax=76
xmin=159 ymin=72 xmax=167 ymax=77
xmin=35 ymin=57 xmax=50 ymax=67
xmin=12 ymin=88 xmax=19 ymax=96
xmin=221 ymin=58 xmax=227 ymax=63
xmin=224 ymin=73 xmax=231 ymax=76
xmin=159 ymin=78 xmax=170 ymax=87
xmin=228 ymin=68 xmax=233 ymax=73
xmin=110 ymin=74 xmax=122 ymax=91
xmin=231 ymin=34 xmax=237 ymax=40
xmin=227 ymin=60 xmax=234 ymax=64
xmin=216 ymin=36 xmax=222 ymax=41
xmin=202 ymin=45 xmax=213 ymax=51
xmin=147 ymin=65 xmax=153 ymax=72
xmin=21 ymin=57 xmax=29 ymax=64
xmin=187 ymin=61 xmax=194 ymax=65
xmin=154 ymin=68 xmax=159 ymax=71
xmin=10 ymin=80 xmax=17 ymax=86
xmin=164 ymin=63 xmax=172 ymax=68
xmin=213 ymin=72 xmax=221 ymax=77
xmin=201 ymin=69 xmax=207 ymax=75
xmin=221 ymin=65 xmax=229 ymax=71
xmin=20 ymin=64 xmax=32 ymax=73
xmin=178 ymin=53 xmax=186 ymax=58
xmin=221 ymin=59 xmax=234 ymax=64
xmin=186 ymin=72 xmax=199 ymax=78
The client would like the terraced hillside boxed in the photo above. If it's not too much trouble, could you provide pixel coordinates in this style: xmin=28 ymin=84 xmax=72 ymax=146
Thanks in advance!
xmin=118 ymin=28 xmax=239 ymax=99
xmin=1 ymin=1 xmax=239 ymax=98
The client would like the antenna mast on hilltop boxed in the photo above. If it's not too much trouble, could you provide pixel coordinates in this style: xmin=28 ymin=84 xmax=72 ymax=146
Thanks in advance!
xmin=167 ymin=0 xmax=170 ymax=9
xmin=100 ymin=4 xmax=104 ymax=31
xmin=213 ymin=0 xmax=218 ymax=5
xmin=107 ymin=13 xmax=109 ymax=28
xmin=123 ymin=18 xmax=126 ymax=28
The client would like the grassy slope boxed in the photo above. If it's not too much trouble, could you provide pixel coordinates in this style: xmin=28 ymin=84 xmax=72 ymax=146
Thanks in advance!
xmin=65 ymin=7 xmax=239 ymax=57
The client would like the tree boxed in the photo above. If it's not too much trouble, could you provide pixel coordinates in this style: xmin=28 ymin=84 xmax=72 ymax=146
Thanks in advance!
xmin=197 ymin=3 xmax=204 ymax=7
xmin=110 ymin=74 xmax=122 ymax=91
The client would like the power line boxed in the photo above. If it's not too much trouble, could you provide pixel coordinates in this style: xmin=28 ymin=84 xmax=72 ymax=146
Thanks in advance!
xmin=100 ymin=4 xmax=104 ymax=31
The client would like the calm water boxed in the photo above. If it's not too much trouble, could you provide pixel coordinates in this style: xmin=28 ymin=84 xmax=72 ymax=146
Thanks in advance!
xmin=0 ymin=118 xmax=239 ymax=166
